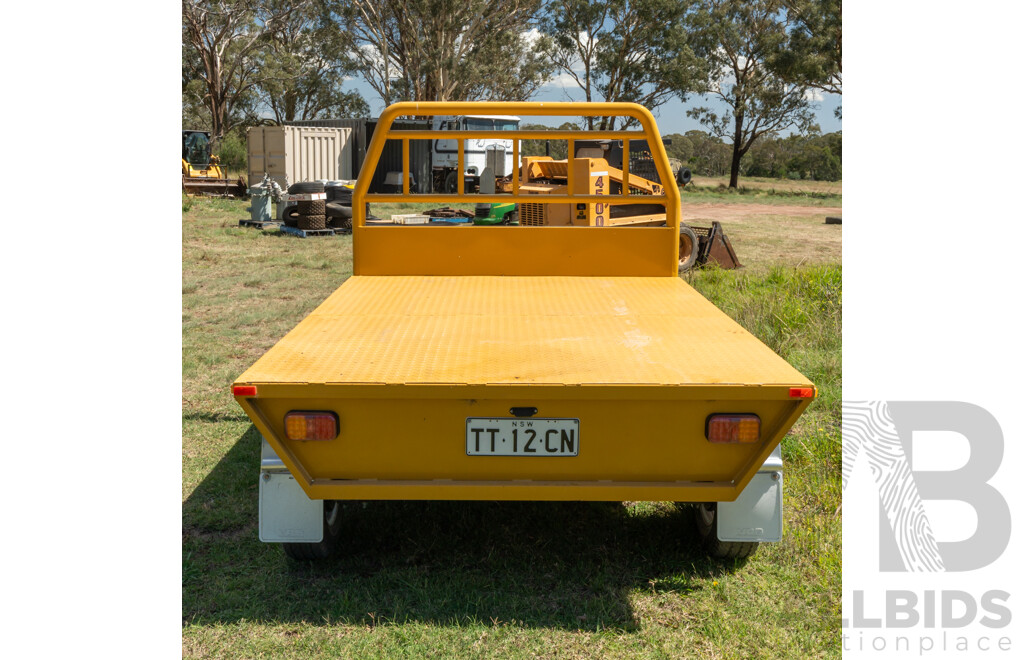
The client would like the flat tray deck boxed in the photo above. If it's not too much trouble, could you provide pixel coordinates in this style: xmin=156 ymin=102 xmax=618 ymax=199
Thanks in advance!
xmin=237 ymin=276 xmax=809 ymax=388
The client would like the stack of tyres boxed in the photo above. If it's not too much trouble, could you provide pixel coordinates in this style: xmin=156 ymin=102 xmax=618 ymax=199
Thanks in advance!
xmin=288 ymin=182 xmax=326 ymax=231
xmin=325 ymin=182 xmax=355 ymax=231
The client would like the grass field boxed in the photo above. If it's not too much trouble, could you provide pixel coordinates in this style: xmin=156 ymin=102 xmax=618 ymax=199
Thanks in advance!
xmin=183 ymin=193 xmax=841 ymax=658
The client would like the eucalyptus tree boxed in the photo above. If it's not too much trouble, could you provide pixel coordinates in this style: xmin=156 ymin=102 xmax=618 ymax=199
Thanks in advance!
xmin=182 ymin=0 xmax=306 ymax=140
xmin=687 ymin=0 xmax=815 ymax=187
xmin=339 ymin=0 xmax=552 ymax=105
xmin=540 ymin=0 xmax=706 ymax=129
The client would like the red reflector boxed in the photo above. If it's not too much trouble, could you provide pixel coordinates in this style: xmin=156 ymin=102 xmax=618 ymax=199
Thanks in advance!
xmin=232 ymin=385 xmax=257 ymax=397
xmin=285 ymin=411 xmax=338 ymax=441
xmin=789 ymin=387 xmax=814 ymax=399
xmin=706 ymin=414 xmax=760 ymax=443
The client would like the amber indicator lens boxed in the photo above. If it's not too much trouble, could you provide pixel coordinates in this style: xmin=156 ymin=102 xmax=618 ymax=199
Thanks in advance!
xmin=285 ymin=411 xmax=338 ymax=441
xmin=706 ymin=414 xmax=760 ymax=443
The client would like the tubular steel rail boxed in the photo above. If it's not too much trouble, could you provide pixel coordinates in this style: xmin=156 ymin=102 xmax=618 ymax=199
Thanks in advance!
xmin=352 ymin=102 xmax=681 ymax=277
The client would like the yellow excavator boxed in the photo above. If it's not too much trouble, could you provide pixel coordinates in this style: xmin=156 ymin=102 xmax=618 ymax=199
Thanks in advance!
xmin=506 ymin=139 xmax=740 ymax=272
xmin=182 ymin=130 xmax=247 ymax=197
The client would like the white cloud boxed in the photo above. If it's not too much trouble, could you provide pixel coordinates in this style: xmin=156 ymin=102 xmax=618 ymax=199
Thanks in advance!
xmin=803 ymin=88 xmax=825 ymax=102
xmin=521 ymin=28 xmax=543 ymax=47
xmin=358 ymin=43 xmax=384 ymax=69
xmin=542 ymin=71 xmax=581 ymax=89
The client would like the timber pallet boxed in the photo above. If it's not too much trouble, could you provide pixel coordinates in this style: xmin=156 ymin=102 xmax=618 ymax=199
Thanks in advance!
xmin=238 ymin=219 xmax=281 ymax=229
xmin=279 ymin=225 xmax=337 ymax=238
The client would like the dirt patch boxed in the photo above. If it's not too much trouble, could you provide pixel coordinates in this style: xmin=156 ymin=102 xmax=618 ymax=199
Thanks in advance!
xmin=689 ymin=175 xmax=842 ymax=195
xmin=682 ymin=202 xmax=842 ymax=268
xmin=683 ymin=202 xmax=838 ymax=222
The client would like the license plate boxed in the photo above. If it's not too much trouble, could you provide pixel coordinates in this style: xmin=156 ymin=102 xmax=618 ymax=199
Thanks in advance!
xmin=466 ymin=418 xmax=579 ymax=456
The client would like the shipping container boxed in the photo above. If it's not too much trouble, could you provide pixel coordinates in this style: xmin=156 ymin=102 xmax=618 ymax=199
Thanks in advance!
xmin=286 ymin=118 xmax=432 ymax=193
xmin=247 ymin=126 xmax=353 ymax=189
xmin=286 ymin=118 xmax=368 ymax=176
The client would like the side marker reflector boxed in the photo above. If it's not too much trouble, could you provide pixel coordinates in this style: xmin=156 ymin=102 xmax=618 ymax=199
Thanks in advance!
xmin=789 ymin=387 xmax=814 ymax=399
xmin=285 ymin=411 xmax=338 ymax=441
xmin=232 ymin=385 xmax=257 ymax=397
xmin=706 ymin=414 xmax=760 ymax=443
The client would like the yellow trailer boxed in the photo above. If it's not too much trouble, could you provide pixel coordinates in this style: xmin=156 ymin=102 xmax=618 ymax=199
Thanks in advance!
xmin=233 ymin=102 xmax=815 ymax=561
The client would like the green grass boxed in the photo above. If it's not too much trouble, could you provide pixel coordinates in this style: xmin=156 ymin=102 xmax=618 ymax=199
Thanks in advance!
xmin=183 ymin=197 xmax=841 ymax=658
xmin=687 ymin=264 xmax=842 ymax=464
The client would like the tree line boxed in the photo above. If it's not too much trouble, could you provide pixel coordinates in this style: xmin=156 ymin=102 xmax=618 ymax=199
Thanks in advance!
xmin=665 ymin=129 xmax=840 ymax=182
xmin=183 ymin=0 xmax=840 ymax=187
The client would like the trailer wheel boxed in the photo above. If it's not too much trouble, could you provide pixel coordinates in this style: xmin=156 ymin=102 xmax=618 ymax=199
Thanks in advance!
xmin=282 ymin=500 xmax=342 ymax=560
xmin=694 ymin=503 xmax=759 ymax=560
xmin=444 ymin=171 xmax=458 ymax=193
xmin=502 ymin=211 xmax=518 ymax=225
xmin=678 ymin=224 xmax=699 ymax=272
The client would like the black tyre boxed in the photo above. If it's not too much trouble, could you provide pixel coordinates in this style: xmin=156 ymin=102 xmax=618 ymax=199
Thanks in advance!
xmin=502 ymin=211 xmax=518 ymax=225
xmin=281 ymin=205 xmax=300 ymax=228
xmin=288 ymin=181 xmax=325 ymax=194
xmin=326 ymin=184 xmax=350 ymax=203
xmin=282 ymin=500 xmax=342 ymax=560
xmin=444 ymin=171 xmax=458 ymax=193
xmin=325 ymin=203 xmax=352 ymax=219
xmin=694 ymin=503 xmax=759 ymax=559
xmin=678 ymin=224 xmax=699 ymax=272
xmin=298 ymin=199 xmax=326 ymax=215
xmin=328 ymin=216 xmax=352 ymax=231
xmin=298 ymin=214 xmax=326 ymax=231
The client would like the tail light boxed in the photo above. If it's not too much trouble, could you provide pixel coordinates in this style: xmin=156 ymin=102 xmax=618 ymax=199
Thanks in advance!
xmin=706 ymin=414 xmax=760 ymax=443
xmin=285 ymin=411 xmax=339 ymax=441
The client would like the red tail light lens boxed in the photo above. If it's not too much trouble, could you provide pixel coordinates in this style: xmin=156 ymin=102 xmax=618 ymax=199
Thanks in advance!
xmin=284 ymin=411 xmax=338 ymax=441
xmin=232 ymin=385 xmax=257 ymax=397
xmin=706 ymin=414 xmax=760 ymax=443
xmin=789 ymin=387 xmax=815 ymax=399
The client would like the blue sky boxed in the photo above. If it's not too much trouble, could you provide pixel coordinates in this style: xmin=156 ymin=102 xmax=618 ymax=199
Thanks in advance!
xmin=531 ymin=80 xmax=843 ymax=136
xmin=341 ymin=76 xmax=842 ymax=137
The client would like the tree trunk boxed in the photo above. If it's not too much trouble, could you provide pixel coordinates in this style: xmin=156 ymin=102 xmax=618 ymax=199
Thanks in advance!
xmin=210 ymin=94 xmax=225 ymax=144
xmin=728 ymin=112 xmax=744 ymax=188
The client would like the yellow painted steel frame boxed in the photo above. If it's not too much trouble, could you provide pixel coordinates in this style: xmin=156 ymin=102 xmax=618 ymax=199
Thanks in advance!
xmin=352 ymin=102 xmax=680 ymax=276
xmin=233 ymin=102 xmax=817 ymax=505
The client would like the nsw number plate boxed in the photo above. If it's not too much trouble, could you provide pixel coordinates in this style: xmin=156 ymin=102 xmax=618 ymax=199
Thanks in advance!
xmin=466 ymin=418 xmax=579 ymax=456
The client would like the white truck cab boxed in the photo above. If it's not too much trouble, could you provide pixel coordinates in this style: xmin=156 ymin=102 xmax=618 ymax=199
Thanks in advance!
xmin=430 ymin=115 xmax=519 ymax=192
